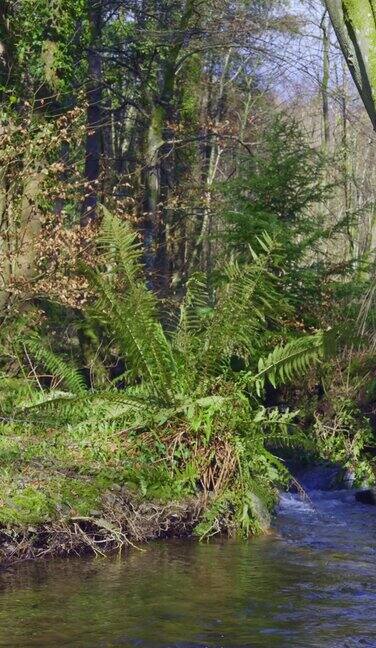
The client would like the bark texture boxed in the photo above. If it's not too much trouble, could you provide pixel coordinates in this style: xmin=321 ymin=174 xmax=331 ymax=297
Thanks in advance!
xmin=325 ymin=0 xmax=376 ymax=129
xmin=81 ymin=0 xmax=103 ymax=225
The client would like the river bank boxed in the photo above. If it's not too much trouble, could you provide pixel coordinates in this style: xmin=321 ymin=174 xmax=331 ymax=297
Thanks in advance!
xmin=0 ymin=410 xmax=209 ymax=566
xmin=0 ymin=459 xmax=367 ymax=568
xmin=1 ymin=482 xmax=375 ymax=647
xmin=0 ymin=488 xmax=207 ymax=567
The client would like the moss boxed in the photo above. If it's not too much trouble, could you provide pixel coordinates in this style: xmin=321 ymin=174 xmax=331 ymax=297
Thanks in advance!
xmin=343 ymin=0 xmax=376 ymax=99
xmin=57 ymin=478 xmax=103 ymax=516
xmin=148 ymin=105 xmax=165 ymax=155
xmin=179 ymin=54 xmax=202 ymax=127
xmin=0 ymin=436 xmax=23 ymax=462
xmin=0 ymin=472 xmax=117 ymax=527
xmin=0 ymin=419 xmax=128 ymax=527
xmin=0 ymin=487 xmax=53 ymax=526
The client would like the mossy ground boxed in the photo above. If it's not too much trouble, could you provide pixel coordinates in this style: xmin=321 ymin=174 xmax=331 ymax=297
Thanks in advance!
xmin=0 ymin=423 xmax=123 ymax=527
xmin=0 ymin=420 xmax=209 ymax=566
xmin=0 ymin=415 xmax=195 ymax=531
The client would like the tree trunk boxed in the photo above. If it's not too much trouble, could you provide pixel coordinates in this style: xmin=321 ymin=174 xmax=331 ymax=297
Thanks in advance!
xmin=141 ymin=0 xmax=197 ymax=293
xmin=189 ymin=50 xmax=231 ymax=274
xmin=81 ymin=0 xmax=103 ymax=225
xmin=320 ymin=11 xmax=330 ymax=148
xmin=325 ymin=0 xmax=376 ymax=129
xmin=0 ymin=162 xmax=43 ymax=313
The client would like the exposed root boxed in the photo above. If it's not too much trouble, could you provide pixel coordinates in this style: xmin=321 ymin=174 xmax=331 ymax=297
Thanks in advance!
xmin=0 ymin=492 xmax=207 ymax=568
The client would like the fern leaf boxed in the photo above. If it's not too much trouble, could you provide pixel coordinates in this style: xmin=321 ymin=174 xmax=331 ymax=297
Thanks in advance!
xmin=254 ymin=331 xmax=325 ymax=390
xmin=200 ymin=235 xmax=286 ymax=375
xmin=24 ymin=337 xmax=87 ymax=395
xmin=99 ymin=206 xmax=145 ymax=283
xmin=88 ymin=210 xmax=177 ymax=401
xmin=13 ymin=386 xmax=158 ymax=430
xmin=173 ymin=272 xmax=209 ymax=358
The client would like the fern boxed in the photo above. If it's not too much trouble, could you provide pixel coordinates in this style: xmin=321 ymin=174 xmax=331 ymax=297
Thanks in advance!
xmin=172 ymin=272 xmax=209 ymax=384
xmin=24 ymin=337 xmax=87 ymax=395
xmin=253 ymin=331 xmax=325 ymax=394
xmin=14 ymin=385 xmax=160 ymax=430
xmin=0 ymin=212 xmax=336 ymax=538
xmin=99 ymin=206 xmax=145 ymax=285
xmin=174 ymin=272 xmax=208 ymax=347
xmin=88 ymin=209 xmax=177 ymax=401
xmin=200 ymin=233 xmax=284 ymax=375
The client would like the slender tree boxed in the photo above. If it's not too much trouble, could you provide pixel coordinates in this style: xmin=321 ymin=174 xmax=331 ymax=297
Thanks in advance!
xmin=320 ymin=10 xmax=331 ymax=148
xmin=82 ymin=0 xmax=103 ymax=225
xmin=325 ymin=0 xmax=376 ymax=129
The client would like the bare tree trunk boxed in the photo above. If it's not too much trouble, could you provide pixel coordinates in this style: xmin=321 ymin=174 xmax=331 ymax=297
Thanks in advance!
xmin=320 ymin=10 xmax=330 ymax=148
xmin=81 ymin=0 xmax=103 ymax=225
xmin=189 ymin=50 xmax=231 ymax=274
xmin=0 ymin=163 xmax=9 ymax=312
xmin=340 ymin=65 xmax=354 ymax=254
xmin=142 ymin=0 xmax=197 ymax=293
xmin=0 ymin=160 xmax=43 ymax=313
xmin=325 ymin=0 xmax=376 ymax=130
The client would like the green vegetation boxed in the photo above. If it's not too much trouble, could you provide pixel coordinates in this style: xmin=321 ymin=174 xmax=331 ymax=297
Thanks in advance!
xmin=1 ymin=0 xmax=376 ymax=563
xmin=0 ymin=209 xmax=327 ymax=540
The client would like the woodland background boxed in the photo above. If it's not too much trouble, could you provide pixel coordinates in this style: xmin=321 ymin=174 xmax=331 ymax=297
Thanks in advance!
xmin=1 ymin=0 xmax=376 ymax=552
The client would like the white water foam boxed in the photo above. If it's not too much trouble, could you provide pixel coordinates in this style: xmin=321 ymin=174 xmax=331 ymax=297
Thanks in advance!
xmin=278 ymin=492 xmax=315 ymax=513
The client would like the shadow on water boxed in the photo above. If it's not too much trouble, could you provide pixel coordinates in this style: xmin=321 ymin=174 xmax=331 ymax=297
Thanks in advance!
xmin=1 ymin=473 xmax=376 ymax=647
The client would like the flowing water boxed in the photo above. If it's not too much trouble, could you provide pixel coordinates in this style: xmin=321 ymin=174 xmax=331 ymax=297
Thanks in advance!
xmin=1 ymin=477 xmax=376 ymax=647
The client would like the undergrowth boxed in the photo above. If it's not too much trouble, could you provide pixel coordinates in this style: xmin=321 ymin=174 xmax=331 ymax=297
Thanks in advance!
xmin=0 ymin=210 xmax=329 ymax=546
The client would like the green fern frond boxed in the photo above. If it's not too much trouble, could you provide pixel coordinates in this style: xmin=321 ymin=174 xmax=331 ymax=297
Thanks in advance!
xmin=99 ymin=205 xmax=144 ymax=285
xmin=173 ymin=272 xmax=209 ymax=363
xmin=89 ymin=270 xmax=176 ymax=400
xmin=200 ymin=235 xmax=284 ymax=375
xmin=177 ymin=272 xmax=208 ymax=334
xmin=254 ymin=331 xmax=324 ymax=393
xmin=85 ymin=209 xmax=178 ymax=401
xmin=13 ymin=386 xmax=158 ymax=430
xmin=23 ymin=337 xmax=87 ymax=395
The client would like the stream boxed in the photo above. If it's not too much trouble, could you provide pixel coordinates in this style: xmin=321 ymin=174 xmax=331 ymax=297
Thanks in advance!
xmin=0 ymin=476 xmax=376 ymax=647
